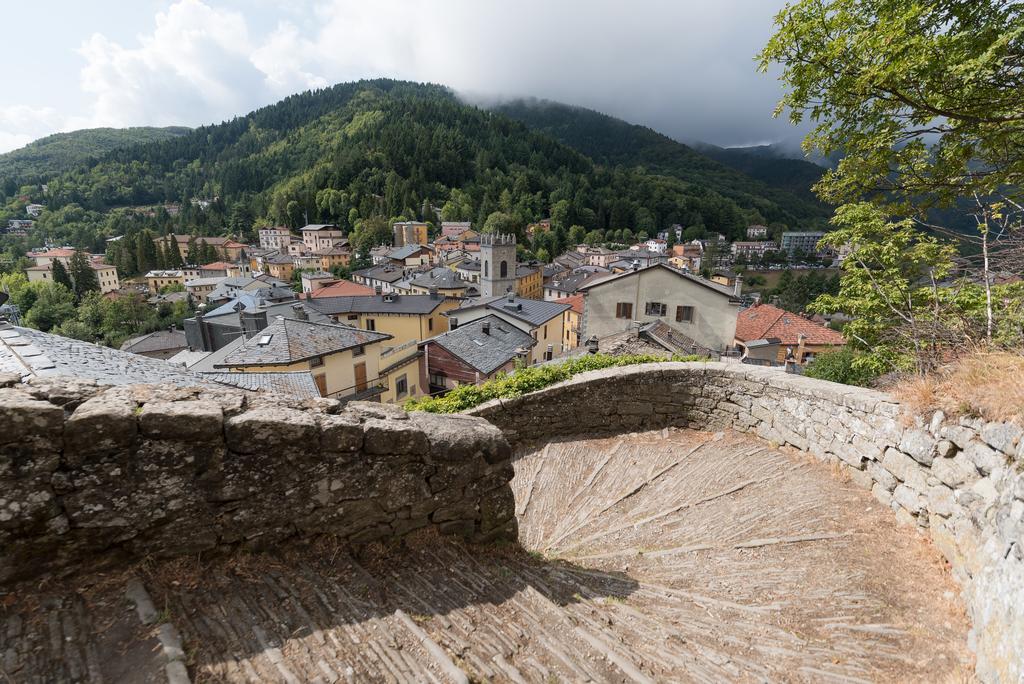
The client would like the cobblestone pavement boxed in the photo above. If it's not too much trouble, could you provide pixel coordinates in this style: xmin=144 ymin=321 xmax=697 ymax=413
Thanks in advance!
xmin=1 ymin=428 xmax=972 ymax=682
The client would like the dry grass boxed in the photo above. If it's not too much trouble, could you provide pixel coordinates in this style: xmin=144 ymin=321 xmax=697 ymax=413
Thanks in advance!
xmin=894 ymin=351 xmax=1024 ymax=423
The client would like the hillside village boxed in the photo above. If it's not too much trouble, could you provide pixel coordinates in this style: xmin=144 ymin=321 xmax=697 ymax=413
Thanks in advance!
xmin=1 ymin=217 xmax=847 ymax=401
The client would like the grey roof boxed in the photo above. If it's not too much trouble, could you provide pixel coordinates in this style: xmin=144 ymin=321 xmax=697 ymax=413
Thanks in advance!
xmin=457 ymin=260 xmax=481 ymax=272
xmin=425 ymin=315 xmax=536 ymax=375
xmin=253 ymin=274 xmax=291 ymax=288
xmin=387 ymin=244 xmax=430 ymax=260
xmin=410 ymin=268 xmax=465 ymax=290
xmin=197 ymin=371 xmax=321 ymax=399
xmin=216 ymin=317 xmax=391 ymax=367
xmin=306 ymin=294 xmax=448 ymax=316
xmin=545 ymin=271 xmax=599 ymax=294
xmin=184 ymin=276 xmax=225 ymax=288
xmin=578 ymin=263 xmax=737 ymax=299
xmin=166 ymin=348 xmax=211 ymax=368
xmin=352 ymin=265 xmax=406 ymax=283
xmin=1 ymin=322 xmax=213 ymax=388
xmin=120 ymin=329 xmax=188 ymax=354
xmin=457 ymin=295 xmax=570 ymax=327
xmin=300 ymin=224 xmax=341 ymax=232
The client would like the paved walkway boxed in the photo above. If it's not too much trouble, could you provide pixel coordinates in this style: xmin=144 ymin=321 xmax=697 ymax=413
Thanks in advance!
xmin=1 ymin=429 xmax=972 ymax=682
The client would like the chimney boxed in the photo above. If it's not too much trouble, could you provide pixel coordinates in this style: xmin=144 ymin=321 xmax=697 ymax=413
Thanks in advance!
xmin=482 ymin=321 xmax=490 ymax=335
xmin=506 ymin=290 xmax=515 ymax=303
xmin=450 ymin=317 xmax=459 ymax=330
xmin=631 ymin=259 xmax=640 ymax=271
xmin=291 ymin=303 xmax=308 ymax=320
xmin=733 ymin=273 xmax=744 ymax=297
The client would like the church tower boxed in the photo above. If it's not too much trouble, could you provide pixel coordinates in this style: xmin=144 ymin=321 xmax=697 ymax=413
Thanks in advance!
xmin=480 ymin=233 xmax=517 ymax=297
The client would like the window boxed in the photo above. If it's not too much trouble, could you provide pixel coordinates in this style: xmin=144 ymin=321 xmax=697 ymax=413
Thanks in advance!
xmin=257 ymin=334 xmax=273 ymax=346
xmin=500 ymin=261 xmax=508 ymax=278
xmin=352 ymin=345 xmax=365 ymax=357
xmin=645 ymin=302 xmax=667 ymax=316
xmin=484 ymin=261 xmax=489 ymax=278
xmin=429 ymin=372 xmax=447 ymax=388
xmin=428 ymin=318 xmax=434 ymax=332
xmin=615 ymin=302 xmax=633 ymax=319
xmin=396 ymin=375 xmax=408 ymax=398
xmin=309 ymin=356 xmax=323 ymax=368
xmin=365 ymin=319 xmax=376 ymax=331
xmin=676 ymin=305 xmax=695 ymax=323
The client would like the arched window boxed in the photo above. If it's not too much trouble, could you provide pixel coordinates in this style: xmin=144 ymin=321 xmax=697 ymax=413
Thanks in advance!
xmin=484 ymin=261 xmax=489 ymax=277
xmin=500 ymin=260 xmax=508 ymax=278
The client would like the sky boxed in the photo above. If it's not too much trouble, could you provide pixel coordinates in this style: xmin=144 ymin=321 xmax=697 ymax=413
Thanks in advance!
xmin=0 ymin=0 xmax=805 ymax=155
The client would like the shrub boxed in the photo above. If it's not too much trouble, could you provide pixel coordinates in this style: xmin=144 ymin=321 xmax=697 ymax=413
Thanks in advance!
xmin=804 ymin=348 xmax=879 ymax=387
xmin=405 ymin=353 xmax=705 ymax=413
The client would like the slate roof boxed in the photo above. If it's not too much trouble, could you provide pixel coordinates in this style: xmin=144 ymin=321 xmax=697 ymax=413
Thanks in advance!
xmin=197 ymin=371 xmax=321 ymax=399
xmin=425 ymin=315 xmax=536 ymax=375
xmin=410 ymin=269 xmax=465 ymax=290
xmin=300 ymin=224 xmax=341 ymax=232
xmin=735 ymin=303 xmax=845 ymax=346
xmin=352 ymin=265 xmax=406 ymax=283
xmin=387 ymin=244 xmax=430 ymax=260
xmin=216 ymin=317 xmax=391 ymax=367
xmin=305 ymin=294 xmax=448 ymax=316
xmin=0 ymin=322 xmax=213 ymax=388
xmin=458 ymin=295 xmax=570 ymax=327
xmin=578 ymin=263 xmax=737 ymax=299
xmin=120 ymin=329 xmax=188 ymax=354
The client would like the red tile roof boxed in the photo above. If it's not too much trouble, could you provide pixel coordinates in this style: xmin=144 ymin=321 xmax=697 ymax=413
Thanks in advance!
xmin=735 ymin=303 xmax=845 ymax=346
xmin=201 ymin=261 xmax=233 ymax=270
xmin=554 ymin=294 xmax=584 ymax=315
xmin=307 ymin=280 xmax=376 ymax=298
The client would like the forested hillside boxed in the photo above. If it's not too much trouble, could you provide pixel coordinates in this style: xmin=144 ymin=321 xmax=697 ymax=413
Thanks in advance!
xmin=0 ymin=127 xmax=190 ymax=187
xmin=493 ymin=98 xmax=830 ymax=225
xmin=692 ymin=142 xmax=826 ymax=203
xmin=1 ymin=80 xmax=833 ymax=268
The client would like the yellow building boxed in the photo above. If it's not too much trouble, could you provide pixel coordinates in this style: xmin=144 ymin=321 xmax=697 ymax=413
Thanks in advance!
xmin=392 ymin=221 xmax=429 ymax=247
xmin=145 ymin=269 xmax=186 ymax=294
xmin=214 ymin=315 xmax=392 ymax=399
xmin=306 ymin=293 xmax=459 ymax=349
xmin=318 ymin=245 xmax=352 ymax=271
xmin=554 ymin=294 xmax=584 ymax=351
xmin=26 ymin=262 xmax=121 ymax=295
xmin=514 ymin=265 xmax=543 ymax=300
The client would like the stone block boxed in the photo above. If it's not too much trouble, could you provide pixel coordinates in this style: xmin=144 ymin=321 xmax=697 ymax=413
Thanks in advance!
xmin=940 ymin=424 xmax=977 ymax=450
xmin=0 ymin=390 xmax=64 ymax=446
xmin=320 ymin=413 xmax=364 ymax=452
xmin=139 ymin=401 xmax=223 ymax=442
xmin=871 ymin=482 xmax=893 ymax=507
xmin=931 ymin=455 xmax=978 ymax=488
xmin=980 ymin=422 xmax=1022 ymax=457
xmin=224 ymin=407 xmax=318 ymax=454
xmin=964 ymin=440 xmax=1006 ymax=476
xmin=64 ymin=394 xmax=137 ymax=461
xmin=899 ymin=428 xmax=936 ymax=465
xmin=926 ymin=484 xmax=956 ymax=517
xmin=866 ymin=460 xmax=898 ymax=492
xmin=363 ymin=418 xmax=429 ymax=456
xmin=881 ymin=447 xmax=928 ymax=491
xmin=893 ymin=484 xmax=925 ymax=514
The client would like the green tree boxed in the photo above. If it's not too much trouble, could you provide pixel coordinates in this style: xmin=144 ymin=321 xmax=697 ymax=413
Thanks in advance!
xmin=68 ymin=249 xmax=100 ymax=300
xmin=482 ymin=211 xmax=516 ymax=235
xmin=535 ymin=248 xmax=551 ymax=264
xmin=24 ymin=282 xmax=76 ymax=332
xmin=186 ymin=236 xmax=199 ymax=265
xmin=760 ymin=1 xmax=1024 ymax=211
xmin=136 ymin=231 xmax=158 ymax=273
xmin=51 ymin=259 xmax=74 ymax=291
xmin=568 ymin=225 xmax=586 ymax=246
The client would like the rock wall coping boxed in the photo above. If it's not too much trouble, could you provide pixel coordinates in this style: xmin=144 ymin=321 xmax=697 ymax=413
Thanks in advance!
xmin=0 ymin=378 xmax=516 ymax=585
xmin=468 ymin=361 xmax=1024 ymax=683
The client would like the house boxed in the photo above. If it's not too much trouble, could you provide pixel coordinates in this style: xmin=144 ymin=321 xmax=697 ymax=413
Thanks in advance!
xmin=185 ymin=297 xmax=327 ymax=352
xmin=306 ymin=279 xmax=376 ymax=299
xmin=526 ymin=219 xmax=552 ymax=239
xmin=316 ymin=245 xmax=352 ymax=271
xmin=747 ymin=225 xmax=769 ymax=239
xmin=454 ymin=259 xmax=481 ymax=284
xmin=734 ymin=302 xmax=845 ymax=365
xmin=184 ymin=276 xmax=225 ymax=304
xmin=710 ymin=270 xmax=739 ymax=288
xmin=441 ymin=221 xmax=473 ymax=239
xmin=198 ymin=261 xmax=251 ymax=278
xmin=263 ymin=252 xmax=295 ymax=281
xmin=119 ymin=327 xmax=189 ymax=360
xmin=258 ymin=227 xmax=294 ymax=251
xmin=25 ymin=261 xmax=120 ymax=294
xmin=27 ymin=248 xmax=76 ymax=267
xmin=434 ymin=228 xmax=480 ymax=253
xmin=730 ymin=241 xmax=777 ymax=259
xmin=644 ymin=238 xmax=668 ymax=253
xmin=780 ymin=231 xmax=827 ymax=256
xmin=305 ymin=292 xmax=458 ymax=348
xmin=386 ymin=244 xmax=433 ymax=267
xmin=514 ymin=264 xmax=543 ymax=300
xmin=145 ymin=270 xmax=186 ymax=294
xmin=543 ymin=271 xmax=609 ymax=301
xmin=301 ymin=271 xmax=338 ymax=294
xmin=393 ymin=221 xmax=429 ymax=247
xmin=300 ymin=224 xmax=345 ymax=252
xmin=448 ymin=292 xmax=571 ymax=364
xmin=406 ymin=268 xmax=471 ymax=298
xmin=577 ymin=263 xmax=741 ymax=353
xmin=213 ymin=314 xmax=392 ymax=399
xmin=160 ymin=235 xmax=246 ymax=262
xmin=419 ymin=315 xmax=537 ymax=394
xmin=554 ymin=294 xmax=584 ymax=351
xmin=25 ymin=203 xmax=44 ymax=217
xmin=609 ymin=250 xmax=666 ymax=272
xmin=351 ymin=264 xmax=407 ymax=293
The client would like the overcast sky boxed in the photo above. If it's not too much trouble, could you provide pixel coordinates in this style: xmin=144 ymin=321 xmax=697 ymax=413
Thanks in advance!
xmin=1 ymin=0 xmax=805 ymax=154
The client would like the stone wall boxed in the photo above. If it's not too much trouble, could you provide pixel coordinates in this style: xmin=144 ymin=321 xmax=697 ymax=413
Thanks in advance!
xmin=469 ymin=362 xmax=1024 ymax=683
xmin=0 ymin=376 xmax=516 ymax=585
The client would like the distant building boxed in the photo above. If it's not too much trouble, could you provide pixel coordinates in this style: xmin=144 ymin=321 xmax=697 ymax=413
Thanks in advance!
xmin=747 ymin=225 xmax=769 ymax=239
xmin=440 ymin=221 xmax=473 ymax=239
xmin=480 ymin=233 xmax=517 ymax=297
xmin=351 ymin=264 xmax=407 ymax=294
xmin=258 ymin=227 xmax=294 ymax=251
xmin=731 ymin=241 xmax=777 ymax=259
xmin=26 ymin=261 xmax=120 ymax=294
xmin=450 ymin=292 xmax=571 ymax=364
xmin=120 ymin=327 xmax=188 ymax=360
xmin=301 ymin=271 xmax=338 ymax=294
xmin=316 ymin=244 xmax=352 ymax=271
xmin=780 ymin=231 xmax=827 ymax=256
xmin=145 ymin=270 xmax=186 ymax=294
xmin=555 ymin=294 xmax=584 ymax=351
xmin=305 ymin=291 xmax=459 ymax=349
xmin=419 ymin=315 xmax=536 ymax=394
xmin=734 ymin=302 xmax=845 ymax=365
xmin=300 ymin=224 xmax=345 ymax=252
xmin=25 ymin=203 xmax=44 ymax=218
xmin=392 ymin=221 xmax=429 ymax=248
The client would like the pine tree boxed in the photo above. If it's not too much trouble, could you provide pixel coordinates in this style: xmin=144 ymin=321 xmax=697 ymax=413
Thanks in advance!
xmin=51 ymin=259 xmax=74 ymax=291
xmin=199 ymin=240 xmax=218 ymax=264
xmin=68 ymin=250 xmax=100 ymax=300
xmin=185 ymin=236 xmax=199 ymax=265
xmin=136 ymin=231 xmax=158 ymax=274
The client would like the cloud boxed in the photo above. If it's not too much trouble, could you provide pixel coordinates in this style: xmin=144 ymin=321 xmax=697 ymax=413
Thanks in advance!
xmin=0 ymin=0 xmax=805 ymax=153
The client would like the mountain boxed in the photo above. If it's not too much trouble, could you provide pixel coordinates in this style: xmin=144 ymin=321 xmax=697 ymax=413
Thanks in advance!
xmin=2 ymin=80 xmax=833 ymax=258
xmin=691 ymin=142 xmax=827 ymax=203
xmin=0 ymin=127 xmax=191 ymax=184
xmin=491 ymin=98 xmax=831 ymax=226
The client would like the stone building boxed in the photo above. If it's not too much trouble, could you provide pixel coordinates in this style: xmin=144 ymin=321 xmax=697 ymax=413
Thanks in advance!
xmin=480 ymin=233 xmax=517 ymax=297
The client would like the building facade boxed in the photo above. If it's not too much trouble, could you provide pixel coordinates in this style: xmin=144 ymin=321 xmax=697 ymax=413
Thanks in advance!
xmin=480 ymin=233 xmax=517 ymax=297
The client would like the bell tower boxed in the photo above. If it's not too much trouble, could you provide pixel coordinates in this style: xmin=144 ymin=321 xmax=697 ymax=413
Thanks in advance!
xmin=480 ymin=233 xmax=517 ymax=297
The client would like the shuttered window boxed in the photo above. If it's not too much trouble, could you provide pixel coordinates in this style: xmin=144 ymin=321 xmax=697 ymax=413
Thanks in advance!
xmin=615 ymin=302 xmax=633 ymax=319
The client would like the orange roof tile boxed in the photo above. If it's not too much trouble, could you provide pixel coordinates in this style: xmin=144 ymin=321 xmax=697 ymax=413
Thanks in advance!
xmin=735 ymin=303 xmax=845 ymax=346
xmin=554 ymin=294 xmax=584 ymax=315
xmin=307 ymin=280 xmax=376 ymax=298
